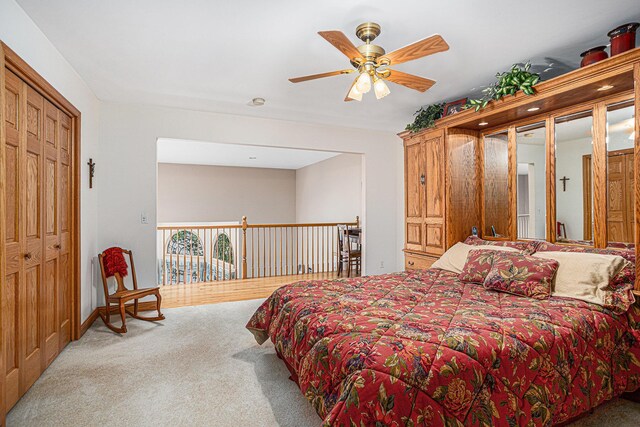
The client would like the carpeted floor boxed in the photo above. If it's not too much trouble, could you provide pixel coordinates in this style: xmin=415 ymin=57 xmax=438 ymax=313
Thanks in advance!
xmin=7 ymin=298 xmax=640 ymax=426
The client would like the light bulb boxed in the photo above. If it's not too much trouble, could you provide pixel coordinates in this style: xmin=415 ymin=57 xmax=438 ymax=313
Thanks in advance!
xmin=355 ymin=72 xmax=372 ymax=93
xmin=373 ymin=78 xmax=390 ymax=99
xmin=347 ymin=82 xmax=362 ymax=101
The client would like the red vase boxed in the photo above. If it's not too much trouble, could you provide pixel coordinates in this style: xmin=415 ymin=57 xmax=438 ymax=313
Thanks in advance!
xmin=608 ymin=23 xmax=639 ymax=56
xmin=580 ymin=46 xmax=608 ymax=67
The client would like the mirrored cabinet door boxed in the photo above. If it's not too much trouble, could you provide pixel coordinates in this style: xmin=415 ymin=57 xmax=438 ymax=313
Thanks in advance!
xmin=483 ymin=131 xmax=509 ymax=237
xmin=554 ymin=111 xmax=594 ymax=245
xmin=606 ymin=100 xmax=635 ymax=248
xmin=516 ymin=122 xmax=546 ymax=240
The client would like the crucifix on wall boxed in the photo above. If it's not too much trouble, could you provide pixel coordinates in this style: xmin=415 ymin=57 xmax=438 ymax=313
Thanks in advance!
xmin=560 ymin=176 xmax=570 ymax=192
xmin=87 ymin=158 xmax=95 ymax=189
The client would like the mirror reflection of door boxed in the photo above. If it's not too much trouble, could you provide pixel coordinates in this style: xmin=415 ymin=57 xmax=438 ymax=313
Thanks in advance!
xmin=555 ymin=111 xmax=594 ymax=245
xmin=516 ymin=122 xmax=546 ymax=240
xmin=483 ymin=131 xmax=509 ymax=237
xmin=606 ymin=101 xmax=635 ymax=246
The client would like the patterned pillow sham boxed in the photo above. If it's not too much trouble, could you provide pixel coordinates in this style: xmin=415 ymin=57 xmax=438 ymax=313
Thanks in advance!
xmin=603 ymin=261 xmax=636 ymax=314
xmin=464 ymin=235 xmax=538 ymax=254
xmin=458 ymin=249 xmax=504 ymax=283
xmin=534 ymin=241 xmax=635 ymax=265
xmin=483 ymin=252 xmax=559 ymax=300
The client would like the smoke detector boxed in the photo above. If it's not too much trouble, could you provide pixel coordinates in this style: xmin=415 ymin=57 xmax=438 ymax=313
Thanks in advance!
xmin=249 ymin=97 xmax=266 ymax=107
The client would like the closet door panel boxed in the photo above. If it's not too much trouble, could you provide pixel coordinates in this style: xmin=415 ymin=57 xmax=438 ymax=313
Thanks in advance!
xmin=43 ymin=101 xmax=60 ymax=364
xmin=3 ymin=70 xmax=22 ymax=409
xmin=58 ymin=111 xmax=72 ymax=348
xmin=21 ymin=85 xmax=44 ymax=392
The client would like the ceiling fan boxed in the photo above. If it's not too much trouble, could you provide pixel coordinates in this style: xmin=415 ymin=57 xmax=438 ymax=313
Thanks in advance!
xmin=289 ymin=22 xmax=449 ymax=101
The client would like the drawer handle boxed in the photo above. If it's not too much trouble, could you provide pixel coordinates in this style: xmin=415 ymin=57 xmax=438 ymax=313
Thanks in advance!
xmin=408 ymin=260 xmax=415 ymax=266
xmin=24 ymin=252 xmax=32 ymax=260
xmin=54 ymin=244 xmax=61 ymax=249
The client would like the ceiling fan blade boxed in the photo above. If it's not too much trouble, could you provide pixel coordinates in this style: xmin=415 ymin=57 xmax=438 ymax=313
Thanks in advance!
xmin=289 ymin=69 xmax=354 ymax=83
xmin=379 ymin=34 xmax=449 ymax=66
xmin=318 ymin=31 xmax=363 ymax=62
xmin=385 ymin=70 xmax=436 ymax=92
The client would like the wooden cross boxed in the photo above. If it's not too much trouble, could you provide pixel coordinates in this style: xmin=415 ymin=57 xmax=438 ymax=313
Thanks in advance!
xmin=87 ymin=158 xmax=95 ymax=189
xmin=560 ymin=176 xmax=570 ymax=192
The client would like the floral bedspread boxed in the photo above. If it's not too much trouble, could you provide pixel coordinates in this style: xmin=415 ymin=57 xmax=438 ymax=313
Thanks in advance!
xmin=246 ymin=269 xmax=640 ymax=426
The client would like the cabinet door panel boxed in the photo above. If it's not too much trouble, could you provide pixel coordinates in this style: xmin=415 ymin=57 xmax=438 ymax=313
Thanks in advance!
xmin=424 ymin=135 xmax=444 ymax=219
xmin=406 ymin=141 xmax=424 ymax=220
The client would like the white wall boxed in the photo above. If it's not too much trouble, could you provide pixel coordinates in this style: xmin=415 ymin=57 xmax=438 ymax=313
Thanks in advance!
xmin=295 ymin=153 xmax=362 ymax=223
xmin=1 ymin=0 xmax=101 ymax=322
xmin=98 ymin=103 xmax=402 ymax=286
xmin=556 ymin=137 xmax=592 ymax=240
xmin=158 ymin=163 xmax=296 ymax=223
xmin=517 ymin=143 xmax=546 ymax=238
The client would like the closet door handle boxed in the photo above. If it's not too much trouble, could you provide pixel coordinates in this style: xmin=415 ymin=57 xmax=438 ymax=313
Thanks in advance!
xmin=420 ymin=174 xmax=425 ymax=185
xmin=24 ymin=252 xmax=32 ymax=260
xmin=54 ymin=244 xmax=61 ymax=249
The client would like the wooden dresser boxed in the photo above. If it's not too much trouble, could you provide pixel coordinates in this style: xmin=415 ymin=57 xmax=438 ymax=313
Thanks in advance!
xmin=401 ymin=127 xmax=481 ymax=270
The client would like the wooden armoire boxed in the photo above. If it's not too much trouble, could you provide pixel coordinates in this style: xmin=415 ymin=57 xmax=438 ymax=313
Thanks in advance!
xmin=401 ymin=127 xmax=481 ymax=269
xmin=400 ymin=47 xmax=640 ymax=294
xmin=0 ymin=42 xmax=80 ymax=422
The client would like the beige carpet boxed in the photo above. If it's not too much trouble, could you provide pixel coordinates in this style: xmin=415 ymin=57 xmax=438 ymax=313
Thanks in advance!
xmin=7 ymin=299 xmax=640 ymax=426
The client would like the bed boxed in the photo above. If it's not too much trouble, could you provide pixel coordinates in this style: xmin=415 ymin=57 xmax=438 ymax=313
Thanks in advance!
xmin=247 ymin=265 xmax=640 ymax=426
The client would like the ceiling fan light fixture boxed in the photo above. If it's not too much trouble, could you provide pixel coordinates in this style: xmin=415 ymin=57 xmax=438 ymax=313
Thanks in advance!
xmin=355 ymin=72 xmax=372 ymax=93
xmin=347 ymin=83 xmax=363 ymax=101
xmin=373 ymin=77 xmax=390 ymax=99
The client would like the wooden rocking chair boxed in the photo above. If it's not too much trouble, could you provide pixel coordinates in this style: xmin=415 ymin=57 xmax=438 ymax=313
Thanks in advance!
xmin=98 ymin=248 xmax=165 ymax=334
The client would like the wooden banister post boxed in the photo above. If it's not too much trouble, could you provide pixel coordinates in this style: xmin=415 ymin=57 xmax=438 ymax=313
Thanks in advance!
xmin=242 ymin=216 xmax=248 ymax=279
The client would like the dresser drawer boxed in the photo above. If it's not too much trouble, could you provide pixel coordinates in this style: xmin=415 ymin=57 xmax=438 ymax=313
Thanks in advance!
xmin=405 ymin=253 xmax=437 ymax=270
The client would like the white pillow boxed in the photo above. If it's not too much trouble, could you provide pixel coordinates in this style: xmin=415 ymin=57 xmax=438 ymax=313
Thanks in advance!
xmin=532 ymin=251 xmax=627 ymax=306
xmin=432 ymin=242 xmax=519 ymax=274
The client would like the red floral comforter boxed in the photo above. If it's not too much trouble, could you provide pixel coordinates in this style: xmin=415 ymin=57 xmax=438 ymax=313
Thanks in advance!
xmin=246 ymin=269 xmax=640 ymax=426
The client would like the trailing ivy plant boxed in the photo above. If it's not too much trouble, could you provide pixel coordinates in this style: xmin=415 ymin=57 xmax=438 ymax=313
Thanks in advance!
xmin=467 ymin=63 xmax=540 ymax=111
xmin=405 ymin=102 xmax=445 ymax=132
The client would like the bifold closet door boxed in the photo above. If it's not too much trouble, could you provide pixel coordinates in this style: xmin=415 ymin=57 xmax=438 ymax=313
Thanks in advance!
xmin=3 ymin=68 xmax=73 ymax=411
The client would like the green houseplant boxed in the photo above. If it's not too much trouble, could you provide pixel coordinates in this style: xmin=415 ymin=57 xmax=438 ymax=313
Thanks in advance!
xmin=405 ymin=102 xmax=445 ymax=133
xmin=467 ymin=63 xmax=540 ymax=111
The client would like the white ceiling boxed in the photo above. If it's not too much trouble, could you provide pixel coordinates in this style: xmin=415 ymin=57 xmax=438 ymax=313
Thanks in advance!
xmin=15 ymin=0 xmax=640 ymax=132
xmin=157 ymin=138 xmax=341 ymax=169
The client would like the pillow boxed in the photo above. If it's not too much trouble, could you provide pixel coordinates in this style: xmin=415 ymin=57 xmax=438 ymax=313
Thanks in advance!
xmin=604 ymin=262 xmax=636 ymax=314
xmin=534 ymin=241 xmax=635 ymax=265
xmin=483 ymin=252 xmax=559 ymax=299
xmin=458 ymin=249 xmax=504 ymax=283
xmin=532 ymin=251 xmax=630 ymax=310
xmin=464 ymin=235 xmax=538 ymax=254
xmin=432 ymin=242 xmax=518 ymax=274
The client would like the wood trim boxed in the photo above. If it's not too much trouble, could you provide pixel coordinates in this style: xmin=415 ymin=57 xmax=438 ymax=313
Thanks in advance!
xmin=593 ymin=102 xmax=608 ymax=248
xmin=507 ymin=126 xmax=517 ymax=239
xmin=79 ymin=309 xmax=99 ymax=337
xmin=634 ymin=63 xmax=640 ymax=291
xmin=0 ymin=43 xmax=79 ymax=117
xmin=0 ymin=41 xmax=7 ymax=427
xmin=546 ymin=117 xmax=556 ymax=242
xmin=582 ymin=155 xmax=593 ymax=240
xmin=479 ymin=133 xmax=486 ymax=237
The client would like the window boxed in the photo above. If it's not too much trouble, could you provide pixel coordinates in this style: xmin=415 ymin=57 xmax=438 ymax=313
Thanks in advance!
xmin=214 ymin=233 xmax=234 ymax=264
xmin=167 ymin=230 xmax=204 ymax=256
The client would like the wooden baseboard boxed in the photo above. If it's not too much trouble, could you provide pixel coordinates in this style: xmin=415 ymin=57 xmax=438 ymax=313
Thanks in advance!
xmin=79 ymin=302 xmax=158 ymax=337
xmin=79 ymin=308 xmax=99 ymax=337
